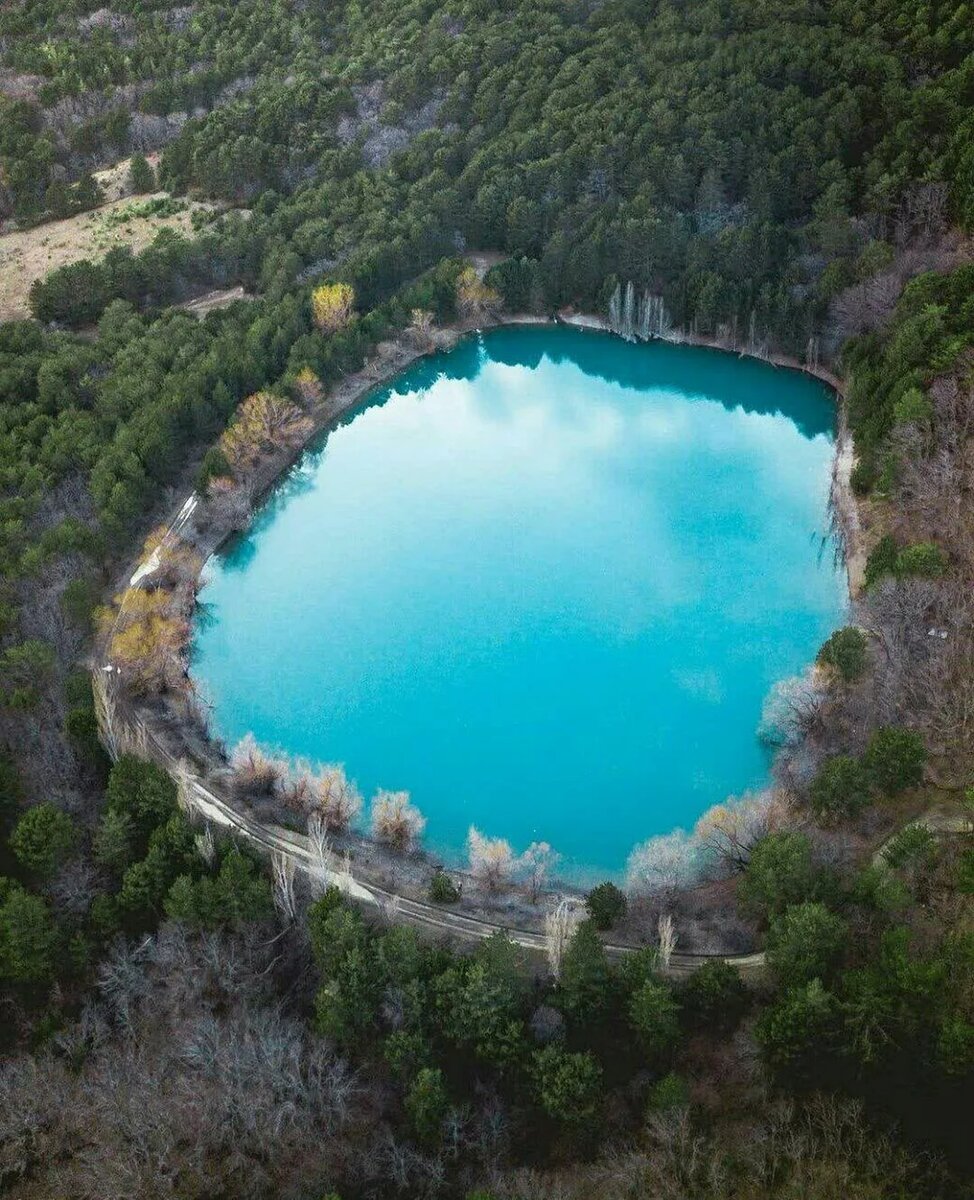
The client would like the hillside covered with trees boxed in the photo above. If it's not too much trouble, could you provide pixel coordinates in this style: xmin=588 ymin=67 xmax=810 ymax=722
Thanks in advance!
xmin=2 ymin=0 xmax=974 ymax=1195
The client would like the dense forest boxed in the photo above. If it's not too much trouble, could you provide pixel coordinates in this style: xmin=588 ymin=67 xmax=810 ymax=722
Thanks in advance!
xmin=2 ymin=0 xmax=974 ymax=1194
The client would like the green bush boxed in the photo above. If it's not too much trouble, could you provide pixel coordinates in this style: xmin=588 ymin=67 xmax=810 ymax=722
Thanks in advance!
xmin=893 ymin=387 xmax=933 ymax=426
xmin=557 ymin=920 xmax=611 ymax=1023
xmin=863 ymin=727 xmax=926 ymax=794
xmin=737 ymin=832 xmax=822 ymax=922
xmin=755 ymin=978 xmax=837 ymax=1071
xmin=864 ymin=535 xmax=899 ymax=588
xmin=428 ymin=870 xmax=461 ymax=904
xmin=93 ymin=807 xmax=136 ymax=872
xmin=531 ymin=1044 xmax=602 ymax=1125
xmin=128 ymin=153 xmax=156 ymax=194
xmin=647 ymin=1071 xmax=690 ymax=1112
xmin=405 ymin=1067 xmax=449 ymax=1143
xmin=816 ymin=627 xmax=868 ymax=682
xmin=882 ymin=822 xmax=937 ymax=870
xmin=895 ymin=541 xmax=948 ymax=578
xmin=60 ymin=577 xmax=101 ymax=630
xmin=0 ymin=883 xmax=60 ymax=984
xmin=850 ymin=458 xmax=878 ymax=496
xmin=765 ymin=902 xmax=847 ymax=986
xmin=679 ymin=960 xmax=748 ymax=1032
xmin=197 ymin=446 xmax=232 ymax=491
xmin=629 ymin=978 xmax=681 ymax=1058
xmin=586 ymin=881 xmax=627 ymax=930
xmin=809 ymin=755 xmax=872 ymax=822
xmin=10 ymin=804 xmax=76 ymax=878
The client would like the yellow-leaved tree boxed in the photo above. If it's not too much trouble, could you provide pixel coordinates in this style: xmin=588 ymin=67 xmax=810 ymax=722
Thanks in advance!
xmin=311 ymin=282 xmax=355 ymax=333
xmin=456 ymin=267 xmax=500 ymax=320
xmin=219 ymin=392 xmax=312 ymax=473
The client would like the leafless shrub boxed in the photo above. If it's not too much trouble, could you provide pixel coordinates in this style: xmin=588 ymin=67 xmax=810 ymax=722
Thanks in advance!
xmin=626 ymin=829 xmax=700 ymax=898
xmin=311 ymin=764 xmax=363 ymax=832
xmin=306 ymin=813 xmax=334 ymax=892
xmin=49 ymin=857 xmax=99 ymax=918
xmin=371 ymin=790 xmax=425 ymax=853
xmin=273 ymin=852 xmax=297 ymax=921
xmin=757 ymin=667 xmax=827 ymax=747
xmin=407 ymin=308 xmax=435 ymax=350
xmin=517 ymin=840 xmax=559 ymax=903
xmin=467 ymin=826 xmax=515 ymax=892
xmin=205 ymin=475 xmax=254 ymax=533
xmin=278 ymin=758 xmax=317 ymax=811
xmin=229 ymin=733 xmax=283 ymax=797
xmin=694 ymin=789 xmax=789 ymax=876
xmin=895 ymin=181 xmax=948 ymax=246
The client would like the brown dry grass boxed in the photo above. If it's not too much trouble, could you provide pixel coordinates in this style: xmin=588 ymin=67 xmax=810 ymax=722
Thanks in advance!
xmin=0 ymin=184 xmax=216 ymax=322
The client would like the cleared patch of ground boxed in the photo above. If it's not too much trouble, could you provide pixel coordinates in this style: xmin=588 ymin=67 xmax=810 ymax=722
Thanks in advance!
xmin=0 ymin=190 xmax=217 ymax=321
xmin=92 ymin=153 xmax=163 ymax=204
xmin=177 ymin=285 xmax=253 ymax=318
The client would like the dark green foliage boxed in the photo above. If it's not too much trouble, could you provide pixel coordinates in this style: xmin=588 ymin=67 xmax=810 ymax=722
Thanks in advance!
xmin=629 ymin=979 xmax=681 ymax=1059
xmin=531 ymin=1044 xmax=602 ymax=1126
xmin=585 ymin=881 xmax=627 ymax=930
xmin=864 ymin=535 xmax=900 ymax=588
xmin=647 ymin=1071 xmax=690 ymax=1112
xmin=0 ymin=639 xmax=55 ymax=709
xmin=105 ymin=755 xmax=178 ymax=844
xmin=816 ymin=627 xmax=868 ymax=682
xmin=679 ymin=960 xmax=748 ymax=1033
xmin=197 ymin=446 xmax=232 ymax=492
xmin=862 ymin=727 xmax=926 ymax=795
xmin=896 ymin=542 xmax=948 ymax=578
xmin=10 ymin=804 xmax=76 ymax=878
xmin=882 ymin=823 xmax=937 ymax=870
xmin=128 ymin=154 xmax=156 ymax=194
xmin=556 ymin=920 xmax=611 ymax=1025
xmin=765 ymin=902 xmax=848 ymax=987
xmin=65 ymin=706 xmax=109 ymax=772
xmin=405 ymin=1067 xmax=449 ymax=1143
xmin=116 ymin=812 xmax=200 ymax=923
xmin=384 ymin=1029 xmax=432 ymax=1080
xmin=737 ymin=832 xmax=822 ymax=922
xmin=756 ymin=979 xmax=837 ymax=1071
xmin=164 ymin=847 xmax=274 ymax=928
xmin=93 ymin=807 xmax=136 ymax=873
xmin=0 ymin=881 xmax=59 ymax=983
xmin=809 ymin=755 xmax=872 ymax=822
xmin=60 ymin=577 xmax=101 ymax=631
xmin=427 ymin=870 xmax=461 ymax=904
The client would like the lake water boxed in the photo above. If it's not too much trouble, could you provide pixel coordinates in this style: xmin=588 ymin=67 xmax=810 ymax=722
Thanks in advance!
xmin=191 ymin=326 xmax=846 ymax=879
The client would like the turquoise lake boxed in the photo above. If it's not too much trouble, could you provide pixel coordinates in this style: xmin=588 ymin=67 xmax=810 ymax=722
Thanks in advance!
xmin=191 ymin=326 xmax=846 ymax=878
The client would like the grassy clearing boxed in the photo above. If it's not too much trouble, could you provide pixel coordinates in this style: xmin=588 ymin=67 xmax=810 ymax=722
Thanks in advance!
xmin=0 ymin=189 xmax=218 ymax=322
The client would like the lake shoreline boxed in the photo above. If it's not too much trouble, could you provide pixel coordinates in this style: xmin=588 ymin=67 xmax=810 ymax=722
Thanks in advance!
xmin=95 ymin=306 xmax=858 ymax=946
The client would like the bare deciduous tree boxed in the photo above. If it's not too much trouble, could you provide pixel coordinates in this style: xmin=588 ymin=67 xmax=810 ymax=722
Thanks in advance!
xmin=657 ymin=913 xmax=677 ymax=970
xmin=229 ymin=733 xmax=283 ymax=797
xmin=272 ymin=851 xmax=297 ymax=921
xmin=312 ymin=764 xmax=363 ymax=832
xmin=626 ymin=830 xmax=699 ymax=898
xmin=544 ymin=896 xmax=584 ymax=979
xmin=517 ymin=840 xmax=559 ymax=903
xmin=467 ymin=826 xmax=515 ymax=892
xmin=371 ymin=790 xmax=425 ymax=853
